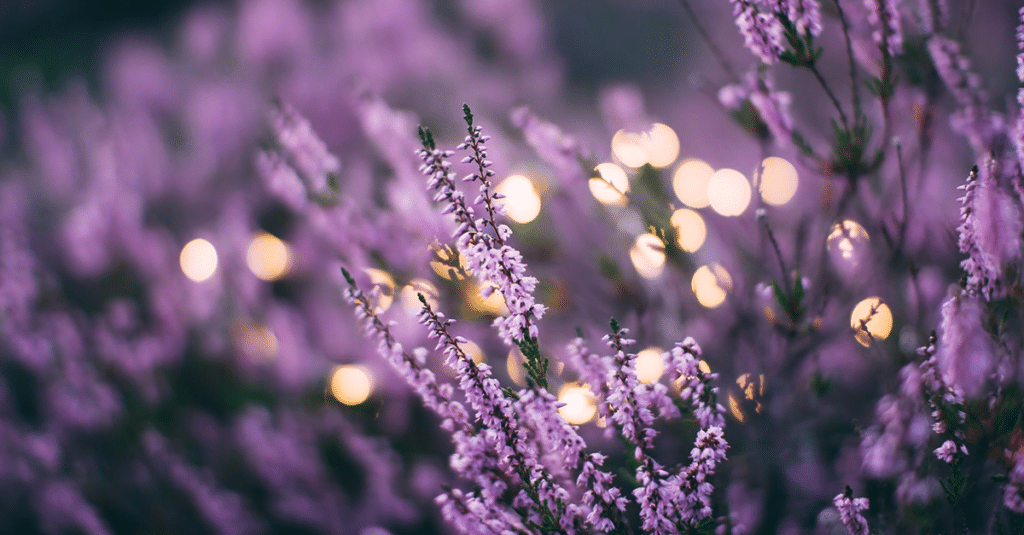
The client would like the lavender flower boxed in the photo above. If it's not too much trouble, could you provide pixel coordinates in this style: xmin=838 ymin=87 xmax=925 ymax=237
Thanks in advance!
xmin=664 ymin=340 xmax=728 ymax=525
xmin=833 ymin=488 xmax=870 ymax=535
xmin=342 ymin=269 xmax=470 ymax=432
xmin=415 ymin=296 xmax=581 ymax=532
xmin=268 ymin=101 xmax=341 ymax=197
xmin=919 ymin=331 xmax=969 ymax=460
xmin=416 ymin=112 xmax=546 ymax=347
xmin=864 ymin=0 xmax=903 ymax=56
xmin=1005 ymin=454 xmax=1024 ymax=514
xmin=785 ymin=0 xmax=822 ymax=37
xmin=917 ymin=0 xmax=949 ymax=34
xmin=730 ymin=0 xmax=786 ymax=65
xmin=1018 ymin=7 xmax=1024 ymax=85
xmin=954 ymin=163 xmax=1022 ymax=301
xmin=956 ymin=165 xmax=996 ymax=300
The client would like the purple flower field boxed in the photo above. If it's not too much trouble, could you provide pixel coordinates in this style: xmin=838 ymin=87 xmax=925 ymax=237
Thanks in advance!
xmin=2 ymin=0 xmax=1024 ymax=533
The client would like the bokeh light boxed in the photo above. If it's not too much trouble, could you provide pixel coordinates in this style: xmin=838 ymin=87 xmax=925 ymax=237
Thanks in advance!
xmin=728 ymin=392 xmax=746 ymax=422
xmin=400 ymin=279 xmax=440 ymax=315
xmin=707 ymin=168 xmax=751 ymax=216
xmin=469 ymin=280 xmax=508 ymax=315
xmin=234 ymin=322 xmax=279 ymax=360
xmin=430 ymin=244 xmax=466 ymax=280
xmin=850 ymin=297 xmax=893 ymax=347
xmin=635 ymin=347 xmax=665 ymax=384
xmin=507 ymin=348 xmax=526 ymax=386
xmin=557 ymin=383 xmax=597 ymax=424
xmin=827 ymin=220 xmax=870 ymax=261
xmin=590 ymin=163 xmax=629 ymax=205
xmin=670 ymin=208 xmax=707 ymax=252
xmin=246 ymin=232 xmax=292 ymax=281
xmin=180 ymin=238 xmax=218 ymax=282
xmin=612 ymin=124 xmax=680 ymax=168
xmin=459 ymin=339 xmax=485 ymax=365
xmin=759 ymin=156 xmax=798 ymax=206
xmin=641 ymin=123 xmax=680 ymax=168
xmin=692 ymin=264 xmax=732 ymax=308
xmin=496 ymin=175 xmax=541 ymax=224
xmin=672 ymin=159 xmax=714 ymax=209
xmin=363 ymin=268 xmax=396 ymax=313
xmin=736 ymin=373 xmax=765 ymax=414
xmin=630 ymin=233 xmax=666 ymax=279
xmin=330 ymin=365 xmax=373 ymax=406
xmin=611 ymin=129 xmax=649 ymax=168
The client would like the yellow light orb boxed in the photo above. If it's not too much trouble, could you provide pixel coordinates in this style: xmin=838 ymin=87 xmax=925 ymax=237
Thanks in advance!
xmin=468 ymin=279 xmax=508 ymax=315
xmin=180 ymin=238 xmax=218 ymax=282
xmin=363 ymin=268 xmax=396 ymax=313
xmin=827 ymin=220 xmax=870 ymax=261
xmin=630 ymin=233 xmax=666 ymax=279
xmin=673 ymin=159 xmax=714 ymax=209
xmin=590 ymin=163 xmax=629 ymax=206
xmin=635 ymin=347 xmax=665 ymax=384
xmin=246 ymin=232 xmax=292 ymax=281
xmin=707 ymin=168 xmax=752 ymax=217
xmin=670 ymin=208 xmax=707 ymax=252
xmin=611 ymin=129 xmax=648 ymax=168
xmin=507 ymin=348 xmax=526 ymax=386
xmin=557 ymin=384 xmax=597 ymax=425
xmin=759 ymin=157 xmax=798 ymax=206
xmin=728 ymin=392 xmax=746 ymax=423
xmin=496 ymin=175 xmax=541 ymax=224
xmin=429 ymin=244 xmax=466 ymax=280
xmin=692 ymin=264 xmax=732 ymax=308
xmin=460 ymin=339 xmax=485 ymax=364
xmin=400 ymin=279 xmax=439 ymax=315
xmin=235 ymin=323 xmax=279 ymax=360
xmin=641 ymin=123 xmax=680 ymax=168
xmin=850 ymin=297 xmax=893 ymax=347
xmin=330 ymin=365 xmax=373 ymax=406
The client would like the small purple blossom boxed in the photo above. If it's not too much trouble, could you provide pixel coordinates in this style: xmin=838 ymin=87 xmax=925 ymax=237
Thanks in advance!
xmin=833 ymin=489 xmax=870 ymax=535
xmin=731 ymin=0 xmax=786 ymax=64
xmin=1005 ymin=454 xmax=1024 ymax=514
xmin=416 ymin=115 xmax=546 ymax=346
xmin=864 ymin=0 xmax=903 ymax=56
xmin=268 ymin=101 xmax=341 ymax=196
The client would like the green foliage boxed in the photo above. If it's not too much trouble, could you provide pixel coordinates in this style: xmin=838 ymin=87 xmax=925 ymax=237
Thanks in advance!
xmin=418 ymin=125 xmax=436 ymax=150
xmin=939 ymin=460 xmax=968 ymax=506
xmin=516 ymin=333 xmax=549 ymax=390
xmin=771 ymin=268 xmax=806 ymax=326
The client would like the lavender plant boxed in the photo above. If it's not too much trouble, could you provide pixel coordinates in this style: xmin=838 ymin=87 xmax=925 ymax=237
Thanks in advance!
xmin=3 ymin=0 xmax=1024 ymax=533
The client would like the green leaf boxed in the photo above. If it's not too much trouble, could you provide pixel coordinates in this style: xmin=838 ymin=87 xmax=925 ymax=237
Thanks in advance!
xmin=771 ymin=280 xmax=790 ymax=315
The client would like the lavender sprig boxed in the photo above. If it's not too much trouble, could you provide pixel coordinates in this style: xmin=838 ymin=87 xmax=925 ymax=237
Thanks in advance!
xmin=864 ymin=0 xmax=903 ymax=56
xmin=341 ymin=268 xmax=470 ymax=432
xmin=416 ymin=109 xmax=547 ymax=380
xmin=1004 ymin=454 xmax=1024 ymax=514
xmin=268 ymin=101 xmax=341 ymax=197
xmin=955 ymin=165 xmax=1000 ymax=301
xmin=458 ymin=104 xmax=506 ymax=243
xmin=833 ymin=486 xmax=870 ymax=535
xmin=730 ymin=0 xmax=786 ymax=65
xmin=664 ymin=339 xmax=728 ymax=526
xmin=416 ymin=295 xmax=579 ymax=534
xmin=917 ymin=332 xmax=968 ymax=464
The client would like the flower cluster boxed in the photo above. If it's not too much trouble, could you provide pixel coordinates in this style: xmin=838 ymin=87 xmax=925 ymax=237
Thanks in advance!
xmin=833 ymin=488 xmax=870 ymax=535
xmin=730 ymin=0 xmax=786 ymax=65
xmin=864 ymin=0 xmax=903 ymax=56
xmin=416 ymin=111 xmax=546 ymax=347
xmin=6 ymin=0 xmax=1024 ymax=533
